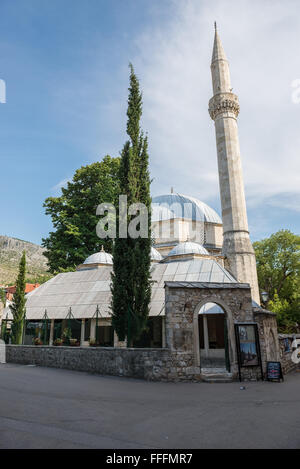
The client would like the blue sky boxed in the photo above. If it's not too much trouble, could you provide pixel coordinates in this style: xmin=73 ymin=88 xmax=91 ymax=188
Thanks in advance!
xmin=0 ymin=0 xmax=299 ymax=245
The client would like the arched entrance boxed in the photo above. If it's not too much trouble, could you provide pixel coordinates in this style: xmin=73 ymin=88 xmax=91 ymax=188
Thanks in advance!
xmin=198 ymin=302 xmax=230 ymax=370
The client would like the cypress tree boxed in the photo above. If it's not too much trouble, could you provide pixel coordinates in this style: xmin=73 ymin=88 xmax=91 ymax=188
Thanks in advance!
xmin=111 ymin=65 xmax=152 ymax=344
xmin=10 ymin=251 xmax=27 ymax=344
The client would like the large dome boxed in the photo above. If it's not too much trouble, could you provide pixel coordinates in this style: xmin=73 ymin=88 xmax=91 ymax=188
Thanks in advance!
xmin=152 ymin=193 xmax=222 ymax=224
xmin=167 ymin=241 xmax=209 ymax=258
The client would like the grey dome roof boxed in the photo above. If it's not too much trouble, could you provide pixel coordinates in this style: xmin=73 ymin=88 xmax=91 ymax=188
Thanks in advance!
xmin=83 ymin=249 xmax=113 ymax=265
xmin=167 ymin=241 xmax=209 ymax=258
xmin=151 ymin=204 xmax=175 ymax=222
xmin=152 ymin=193 xmax=222 ymax=224
xmin=151 ymin=247 xmax=163 ymax=261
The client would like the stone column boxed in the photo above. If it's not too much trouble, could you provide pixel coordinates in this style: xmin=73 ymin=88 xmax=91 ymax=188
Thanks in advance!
xmin=114 ymin=331 xmax=127 ymax=348
xmin=203 ymin=315 xmax=209 ymax=358
xmin=90 ymin=319 xmax=96 ymax=341
xmin=49 ymin=320 xmax=54 ymax=346
xmin=162 ymin=317 xmax=166 ymax=348
xmin=80 ymin=319 xmax=85 ymax=346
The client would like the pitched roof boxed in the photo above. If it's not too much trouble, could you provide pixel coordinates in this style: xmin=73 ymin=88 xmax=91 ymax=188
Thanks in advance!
xmin=3 ymin=259 xmax=236 ymax=320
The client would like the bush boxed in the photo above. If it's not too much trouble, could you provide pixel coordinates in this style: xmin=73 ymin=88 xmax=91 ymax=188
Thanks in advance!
xmin=33 ymin=337 xmax=43 ymax=346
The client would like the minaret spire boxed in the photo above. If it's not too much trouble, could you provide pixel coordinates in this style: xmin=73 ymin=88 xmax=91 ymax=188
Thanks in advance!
xmin=211 ymin=25 xmax=231 ymax=94
xmin=208 ymin=26 xmax=260 ymax=304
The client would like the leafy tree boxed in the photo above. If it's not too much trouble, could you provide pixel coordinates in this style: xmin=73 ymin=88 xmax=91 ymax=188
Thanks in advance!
xmin=42 ymin=155 xmax=120 ymax=273
xmin=253 ymin=230 xmax=300 ymax=332
xmin=111 ymin=65 xmax=152 ymax=344
xmin=268 ymin=291 xmax=300 ymax=333
xmin=0 ymin=288 xmax=6 ymax=307
xmin=10 ymin=251 xmax=27 ymax=344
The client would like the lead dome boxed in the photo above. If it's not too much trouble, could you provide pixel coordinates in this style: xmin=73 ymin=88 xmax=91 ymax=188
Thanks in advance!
xmin=167 ymin=241 xmax=209 ymax=258
xmin=83 ymin=247 xmax=113 ymax=266
xmin=151 ymin=193 xmax=222 ymax=224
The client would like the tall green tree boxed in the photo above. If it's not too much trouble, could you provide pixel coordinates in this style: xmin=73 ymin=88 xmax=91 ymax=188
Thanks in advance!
xmin=10 ymin=251 xmax=27 ymax=344
xmin=0 ymin=288 xmax=6 ymax=308
xmin=111 ymin=64 xmax=152 ymax=344
xmin=253 ymin=229 xmax=300 ymax=332
xmin=42 ymin=155 xmax=120 ymax=273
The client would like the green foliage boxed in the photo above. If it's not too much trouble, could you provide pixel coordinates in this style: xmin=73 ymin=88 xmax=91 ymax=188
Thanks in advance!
xmin=253 ymin=230 xmax=300 ymax=333
xmin=42 ymin=155 xmax=120 ymax=273
xmin=62 ymin=327 xmax=72 ymax=346
xmin=0 ymin=288 xmax=6 ymax=307
xmin=62 ymin=327 xmax=72 ymax=339
xmin=268 ymin=291 xmax=300 ymax=333
xmin=9 ymin=251 xmax=27 ymax=344
xmin=111 ymin=65 xmax=152 ymax=344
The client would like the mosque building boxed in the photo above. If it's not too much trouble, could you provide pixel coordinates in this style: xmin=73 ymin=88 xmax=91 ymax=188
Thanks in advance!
xmin=1 ymin=26 xmax=281 ymax=380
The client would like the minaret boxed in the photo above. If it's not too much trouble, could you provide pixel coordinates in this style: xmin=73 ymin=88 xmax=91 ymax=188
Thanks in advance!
xmin=208 ymin=23 xmax=260 ymax=304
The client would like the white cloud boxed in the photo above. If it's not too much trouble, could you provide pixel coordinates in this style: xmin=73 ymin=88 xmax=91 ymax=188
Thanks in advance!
xmin=132 ymin=0 xmax=300 ymax=214
xmin=52 ymin=177 xmax=71 ymax=194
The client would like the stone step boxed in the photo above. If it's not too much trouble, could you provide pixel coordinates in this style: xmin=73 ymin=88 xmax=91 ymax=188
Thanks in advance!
xmin=201 ymin=376 xmax=233 ymax=383
xmin=200 ymin=368 xmax=233 ymax=383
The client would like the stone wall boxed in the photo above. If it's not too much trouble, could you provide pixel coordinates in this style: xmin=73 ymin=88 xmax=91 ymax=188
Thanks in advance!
xmin=254 ymin=309 xmax=280 ymax=377
xmin=278 ymin=334 xmax=300 ymax=375
xmin=5 ymin=345 xmax=202 ymax=382
xmin=165 ymin=281 xmax=263 ymax=380
xmin=5 ymin=284 xmax=295 ymax=383
xmin=5 ymin=335 xmax=298 ymax=382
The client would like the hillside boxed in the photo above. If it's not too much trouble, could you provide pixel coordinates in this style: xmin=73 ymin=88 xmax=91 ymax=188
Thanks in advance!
xmin=0 ymin=236 xmax=50 ymax=285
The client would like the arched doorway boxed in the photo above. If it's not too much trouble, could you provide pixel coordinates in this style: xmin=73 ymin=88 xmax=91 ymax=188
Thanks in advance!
xmin=198 ymin=302 xmax=230 ymax=370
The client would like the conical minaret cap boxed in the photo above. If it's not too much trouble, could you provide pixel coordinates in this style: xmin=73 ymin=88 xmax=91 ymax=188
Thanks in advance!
xmin=210 ymin=23 xmax=232 ymax=94
xmin=211 ymin=22 xmax=228 ymax=64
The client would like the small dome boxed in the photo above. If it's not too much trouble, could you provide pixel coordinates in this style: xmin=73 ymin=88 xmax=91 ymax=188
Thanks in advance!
xmin=83 ymin=247 xmax=113 ymax=266
xmin=151 ymin=246 xmax=163 ymax=262
xmin=167 ymin=241 xmax=209 ymax=258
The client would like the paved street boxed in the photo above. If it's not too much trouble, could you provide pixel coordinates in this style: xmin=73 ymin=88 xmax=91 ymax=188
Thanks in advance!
xmin=0 ymin=364 xmax=299 ymax=449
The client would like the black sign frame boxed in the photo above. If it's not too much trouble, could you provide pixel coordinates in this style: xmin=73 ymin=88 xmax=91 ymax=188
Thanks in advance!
xmin=266 ymin=361 xmax=284 ymax=382
xmin=235 ymin=323 xmax=263 ymax=382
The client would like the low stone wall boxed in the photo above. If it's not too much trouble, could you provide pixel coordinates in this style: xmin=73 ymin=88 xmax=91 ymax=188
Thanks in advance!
xmin=7 ymin=338 xmax=298 ymax=382
xmin=5 ymin=345 xmax=201 ymax=382
xmin=279 ymin=334 xmax=300 ymax=375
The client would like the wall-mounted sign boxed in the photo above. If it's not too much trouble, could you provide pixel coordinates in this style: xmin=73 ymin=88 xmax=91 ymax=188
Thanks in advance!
xmin=283 ymin=338 xmax=290 ymax=353
xmin=235 ymin=323 xmax=263 ymax=381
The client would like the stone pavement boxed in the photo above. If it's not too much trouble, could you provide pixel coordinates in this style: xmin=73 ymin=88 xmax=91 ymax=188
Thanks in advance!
xmin=0 ymin=364 xmax=299 ymax=449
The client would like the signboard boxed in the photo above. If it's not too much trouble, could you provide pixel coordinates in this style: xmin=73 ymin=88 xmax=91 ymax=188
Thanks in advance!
xmin=235 ymin=323 xmax=263 ymax=381
xmin=266 ymin=361 xmax=283 ymax=382
xmin=283 ymin=338 xmax=290 ymax=353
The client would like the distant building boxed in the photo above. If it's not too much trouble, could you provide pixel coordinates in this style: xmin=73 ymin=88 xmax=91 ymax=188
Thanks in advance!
xmin=5 ymin=283 xmax=40 ymax=301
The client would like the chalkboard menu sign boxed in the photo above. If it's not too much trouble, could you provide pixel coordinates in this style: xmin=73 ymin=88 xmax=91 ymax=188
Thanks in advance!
xmin=266 ymin=361 xmax=284 ymax=382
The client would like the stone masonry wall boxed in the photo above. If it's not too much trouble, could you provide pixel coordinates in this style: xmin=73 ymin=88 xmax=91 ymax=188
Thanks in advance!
xmin=278 ymin=334 xmax=300 ymax=375
xmin=254 ymin=311 xmax=280 ymax=376
xmin=5 ymin=345 xmax=202 ymax=382
xmin=164 ymin=282 xmax=265 ymax=381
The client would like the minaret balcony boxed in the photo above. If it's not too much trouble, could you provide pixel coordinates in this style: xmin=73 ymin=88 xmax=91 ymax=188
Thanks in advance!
xmin=208 ymin=92 xmax=240 ymax=120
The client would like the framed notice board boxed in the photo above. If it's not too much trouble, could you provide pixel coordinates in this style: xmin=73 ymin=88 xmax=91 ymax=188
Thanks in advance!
xmin=266 ymin=361 xmax=284 ymax=382
xmin=235 ymin=323 xmax=263 ymax=382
